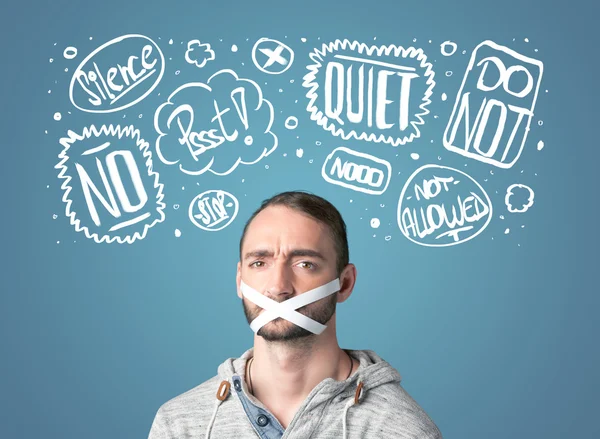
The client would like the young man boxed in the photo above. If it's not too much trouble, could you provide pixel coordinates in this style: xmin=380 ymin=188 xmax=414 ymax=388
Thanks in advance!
xmin=148 ymin=191 xmax=442 ymax=438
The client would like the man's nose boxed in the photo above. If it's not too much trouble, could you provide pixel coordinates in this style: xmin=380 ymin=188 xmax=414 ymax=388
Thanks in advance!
xmin=266 ymin=261 xmax=293 ymax=299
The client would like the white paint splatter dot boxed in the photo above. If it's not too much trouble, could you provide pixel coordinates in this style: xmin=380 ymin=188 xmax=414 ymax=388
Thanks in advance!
xmin=175 ymin=229 xmax=182 ymax=238
xmin=244 ymin=135 xmax=253 ymax=145
xmin=315 ymin=141 xmax=322 ymax=146
xmin=441 ymin=93 xmax=447 ymax=101
xmin=504 ymin=228 xmax=510 ymax=235
xmin=385 ymin=235 xmax=392 ymax=241
xmin=53 ymin=112 xmax=62 ymax=121
xmin=538 ymin=120 xmax=543 ymax=126
xmin=301 ymin=37 xmax=307 ymax=42
xmin=56 ymin=241 xmax=60 ymax=244
xmin=173 ymin=204 xmax=180 ymax=210
xmin=52 ymin=214 xmax=58 ymax=219
xmin=175 ymin=70 xmax=180 ymax=75
xmin=524 ymin=38 xmax=529 ymax=42
xmin=410 ymin=153 xmax=420 ymax=160
xmin=168 ymin=39 xmax=173 ymax=45
xmin=279 ymin=88 xmax=283 ymax=93
xmin=48 ymin=90 xmax=52 ymax=94
xmin=499 ymin=215 xmax=505 ymax=220
xmin=537 ymin=140 xmax=544 ymax=151
xmin=309 ymin=159 xmax=313 ymax=164
xmin=445 ymin=71 xmax=453 ymax=77
xmin=350 ymin=199 xmax=353 ymax=203
xmin=49 ymin=58 xmax=54 ymax=63
xmin=231 ymin=44 xmax=238 ymax=52
xmin=370 ymin=218 xmax=380 ymax=228
xmin=182 ymin=186 xmax=185 ymax=190
xmin=265 ymin=164 xmax=270 ymax=169
xmin=296 ymin=148 xmax=304 ymax=158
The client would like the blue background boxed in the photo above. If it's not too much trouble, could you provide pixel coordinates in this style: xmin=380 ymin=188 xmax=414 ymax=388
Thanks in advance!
xmin=1 ymin=0 xmax=598 ymax=438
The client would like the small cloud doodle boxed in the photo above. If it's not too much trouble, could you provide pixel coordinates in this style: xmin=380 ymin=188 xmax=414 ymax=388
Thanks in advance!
xmin=185 ymin=40 xmax=215 ymax=69
xmin=505 ymin=184 xmax=535 ymax=213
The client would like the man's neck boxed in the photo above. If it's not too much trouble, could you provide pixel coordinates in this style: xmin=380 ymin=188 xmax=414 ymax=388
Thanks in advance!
xmin=248 ymin=320 xmax=351 ymax=418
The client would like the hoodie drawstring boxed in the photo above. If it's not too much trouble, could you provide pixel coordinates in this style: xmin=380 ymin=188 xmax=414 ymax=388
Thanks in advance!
xmin=206 ymin=380 xmax=230 ymax=439
xmin=342 ymin=379 xmax=364 ymax=439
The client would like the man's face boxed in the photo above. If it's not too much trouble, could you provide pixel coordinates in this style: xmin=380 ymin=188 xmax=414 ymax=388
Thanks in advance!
xmin=237 ymin=205 xmax=340 ymax=342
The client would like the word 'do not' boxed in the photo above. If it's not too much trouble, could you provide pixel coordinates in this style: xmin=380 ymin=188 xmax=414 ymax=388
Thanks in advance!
xmin=443 ymin=40 xmax=543 ymax=168
xmin=322 ymin=147 xmax=391 ymax=195
xmin=70 ymin=34 xmax=165 ymax=113
xmin=56 ymin=124 xmax=166 ymax=243
xmin=397 ymin=165 xmax=492 ymax=247
xmin=189 ymin=190 xmax=239 ymax=231
xmin=303 ymin=39 xmax=435 ymax=146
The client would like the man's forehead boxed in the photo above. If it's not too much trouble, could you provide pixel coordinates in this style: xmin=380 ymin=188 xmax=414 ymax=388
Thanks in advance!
xmin=242 ymin=206 xmax=334 ymax=256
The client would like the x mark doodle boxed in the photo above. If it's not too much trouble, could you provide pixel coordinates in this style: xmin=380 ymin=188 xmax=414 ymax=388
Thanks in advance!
xmin=240 ymin=278 xmax=340 ymax=334
xmin=259 ymin=45 xmax=288 ymax=68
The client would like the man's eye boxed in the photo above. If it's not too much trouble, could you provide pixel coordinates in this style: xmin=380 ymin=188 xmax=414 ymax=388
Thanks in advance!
xmin=250 ymin=261 xmax=265 ymax=268
xmin=298 ymin=261 xmax=315 ymax=269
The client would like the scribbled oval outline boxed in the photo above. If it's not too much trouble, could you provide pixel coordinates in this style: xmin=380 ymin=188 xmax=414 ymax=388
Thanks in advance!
xmin=188 ymin=190 xmax=239 ymax=232
xmin=69 ymin=34 xmax=165 ymax=114
xmin=397 ymin=164 xmax=493 ymax=247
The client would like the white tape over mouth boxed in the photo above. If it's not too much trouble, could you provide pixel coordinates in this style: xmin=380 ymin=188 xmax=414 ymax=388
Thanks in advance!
xmin=240 ymin=278 xmax=341 ymax=335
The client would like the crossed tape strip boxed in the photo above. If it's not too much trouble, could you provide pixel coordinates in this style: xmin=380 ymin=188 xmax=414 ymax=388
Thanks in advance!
xmin=240 ymin=278 xmax=341 ymax=335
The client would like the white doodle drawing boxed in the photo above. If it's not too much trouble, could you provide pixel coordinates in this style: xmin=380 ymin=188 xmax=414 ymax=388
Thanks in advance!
xmin=252 ymin=38 xmax=294 ymax=75
xmin=322 ymin=146 xmax=392 ymax=195
xmin=397 ymin=164 xmax=492 ymax=247
xmin=184 ymin=40 xmax=215 ymax=68
xmin=55 ymin=124 xmax=166 ymax=244
xmin=63 ymin=46 xmax=78 ymax=59
xmin=505 ymin=183 xmax=534 ymax=213
xmin=443 ymin=40 xmax=543 ymax=168
xmin=189 ymin=190 xmax=239 ymax=231
xmin=284 ymin=116 xmax=298 ymax=129
xmin=440 ymin=41 xmax=458 ymax=56
xmin=303 ymin=39 xmax=436 ymax=146
xmin=69 ymin=34 xmax=165 ymax=114
xmin=154 ymin=69 xmax=278 ymax=176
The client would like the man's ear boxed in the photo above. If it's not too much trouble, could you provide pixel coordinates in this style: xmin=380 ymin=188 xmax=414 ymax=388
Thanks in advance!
xmin=236 ymin=261 xmax=242 ymax=299
xmin=337 ymin=263 xmax=357 ymax=304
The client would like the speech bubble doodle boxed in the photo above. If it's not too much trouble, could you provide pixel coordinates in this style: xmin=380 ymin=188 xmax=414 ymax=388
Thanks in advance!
xmin=154 ymin=69 xmax=278 ymax=176
xmin=397 ymin=164 xmax=493 ymax=247
xmin=252 ymin=38 xmax=295 ymax=75
xmin=185 ymin=40 xmax=215 ymax=68
xmin=303 ymin=39 xmax=435 ymax=146
xmin=189 ymin=190 xmax=239 ymax=231
xmin=322 ymin=146 xmax=392 ymax=195
xmin=55 ymin=124 xmax=166 ymax=244
xmin=69 ymin=34 xmax=165 ymax=113
xmin=505 ymin=183 xmax=534 ymax=213
xmin=443 ymin=40 xmax=543 ymax=168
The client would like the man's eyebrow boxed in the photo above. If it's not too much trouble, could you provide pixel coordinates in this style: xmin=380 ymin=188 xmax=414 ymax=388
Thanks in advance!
xmin=243 ymin=249 xmax=327 ymax=261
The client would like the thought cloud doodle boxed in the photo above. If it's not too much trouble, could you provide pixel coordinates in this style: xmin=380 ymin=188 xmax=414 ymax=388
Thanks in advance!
xmin=69 ymin=34 xmax=165 ymax=113
xmin=185 ymin=40 xmax=215 ymax=68
xmin=56 ymin=124 xmax=166 ymax=244
xmin=397 ymin=165 xmax=493 ymax=247
xmin=443 ymin=40 xmax=543 ymax=168
xmin=322 ymin=147 xmax=391 ymax=195
xmin=189 ymin=190 xmax=239 ymax=231
xmin=303 ymin=39 xmax=435 ymax=146
xmin=154 ymin=69 xmax=278 ymax=176
xmin=505 ymin=184 xmax=534 ymax=213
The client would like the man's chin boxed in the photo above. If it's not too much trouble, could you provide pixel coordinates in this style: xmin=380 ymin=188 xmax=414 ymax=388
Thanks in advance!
xmin=257 ymin=321 xmax=314 ymax=342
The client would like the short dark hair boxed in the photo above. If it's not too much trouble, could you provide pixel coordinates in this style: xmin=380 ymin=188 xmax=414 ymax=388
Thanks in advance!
xmin=239 ymin=191 xmax=349 ymax=275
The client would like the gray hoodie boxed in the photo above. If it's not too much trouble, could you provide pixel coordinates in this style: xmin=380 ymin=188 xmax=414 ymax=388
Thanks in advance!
xmin=148 ymin=348 xmax=442 ymax=438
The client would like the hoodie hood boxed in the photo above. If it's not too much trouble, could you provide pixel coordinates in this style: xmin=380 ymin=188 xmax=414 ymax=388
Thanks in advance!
xmin=203 ymin=347 xmax=402 ymax=439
